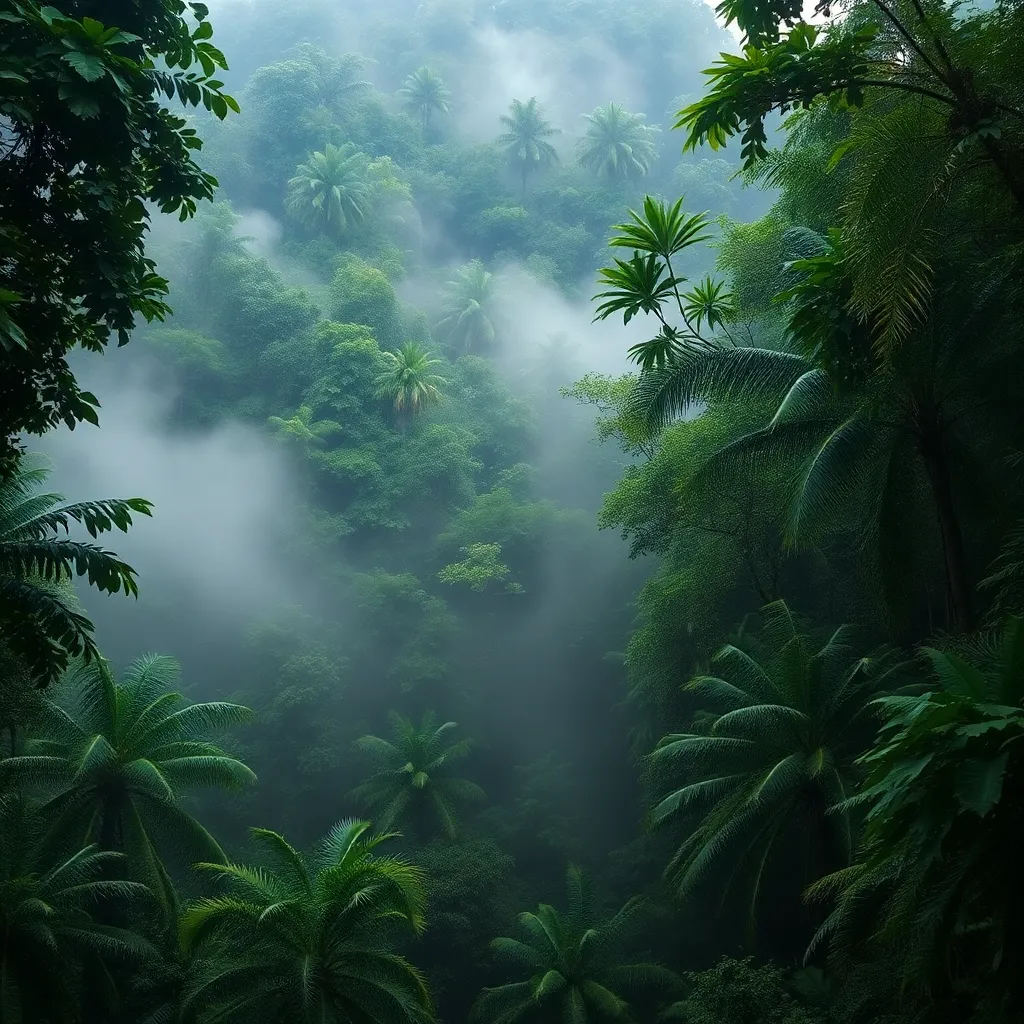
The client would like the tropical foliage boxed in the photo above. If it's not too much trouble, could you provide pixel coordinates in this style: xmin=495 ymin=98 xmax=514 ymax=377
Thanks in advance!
xmin=286 ymin=143 xmax=372 ymax=236
xmin=648 ymin=602 xmax=902 ymax=927
xmin=3 ymin=655 xmax=254 ymax=915
xmin=350 ymin=712 xmax=484 ymax=839
xmin=0 ymin=0 xmax=237 ymax=444
xmin=435 ymin=261 xmax=498 ymax=353
xmin=4 ymin=0 xmax=1024 ymax=1021
xmin=473 ymin=864 xmax=678 ymax=1024
xmin=0 ymin=456 xmax=151 ymax=687
xmin=375 ymin=343 xmax=448 ymax=417
xmin=577 ymin=103 xmax=659 ymax=181
xmin=0 ymin=792 xmax=152 ymax=1023
xmin=399 ymin=67 xmax=451 ymax=131
xmin=182 ymin=820 xmax=432 ymax=1024
xmin=498 ymin=97 xmax=560 ymax=194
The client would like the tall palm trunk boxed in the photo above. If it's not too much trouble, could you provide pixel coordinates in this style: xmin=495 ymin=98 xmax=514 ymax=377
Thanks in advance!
xmin=919 ymin=430 xmax=974 ymax=632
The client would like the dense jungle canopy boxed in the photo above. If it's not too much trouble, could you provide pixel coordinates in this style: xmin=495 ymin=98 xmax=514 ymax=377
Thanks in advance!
xmin=1 ymin=0 xmax=1024 ymax=1021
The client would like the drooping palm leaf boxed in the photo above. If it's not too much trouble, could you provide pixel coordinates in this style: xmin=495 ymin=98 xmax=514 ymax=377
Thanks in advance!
xmin=0 ymin=454 xmax=152 ymax=686
xmin=5 ymin=655 xmax=254 ymax=921
xmin=182 ymin=820 xmax=431 ymax=1024
xmin=350 ymin=711 xmax=484 ymax=839
xmin=473 ymin=864 xmax=678 ymax=1024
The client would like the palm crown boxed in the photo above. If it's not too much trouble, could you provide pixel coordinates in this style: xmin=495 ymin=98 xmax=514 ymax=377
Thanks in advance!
xmin=472 ymin=863 xmax=679 ymax=1024
xmin=286 ymin=142 xmax=372 ymax=236
xmin=0 ymin=792 xmax=152 ymax=1023
xmin=435 ymin=260 xmax=497 ymax=353
xmin=648 ymin=600 xmax=904 ymax=930
xmin=399 ymin=67 xmax=451 ymax=130
xmin=577 ymin=103 xmax=659 ymax=180
xmin=182 ymin=819 xmax=432 ymax=1024
xmin=0 ymin=454 xmax=152 ymax=687
xmin=498 ymin=97 xmax=560 ymax=193
xmin=4 ymin=654 xmax=255 ymax=914
xmin=375 ymin=343 xmax=448 ymax=417
xmin=350 ymin=711 xmax=485 ymax=839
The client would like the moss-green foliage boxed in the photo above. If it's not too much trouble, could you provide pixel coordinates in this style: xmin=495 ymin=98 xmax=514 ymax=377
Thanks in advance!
xmin=12 ymin=0 xmax=1024 ymax=1019
xmin=438 ymin=543 xmax=524 ymax=594
xmin=666 ymin=957 xmax=827 ymax=1024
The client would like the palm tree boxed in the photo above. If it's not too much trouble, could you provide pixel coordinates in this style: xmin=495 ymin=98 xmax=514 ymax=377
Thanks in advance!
xmin=498 ymin=97 xmax=560 ymax=195
xmin=375 ymin=343 xmax=448 ymax=420
xmin=350 ymin=711 xmax=484 ymax=839
xmin=3 ymin=654 xmax=255 ymax=915
xmin=285 ymin=143 xmax=372 ymax=237
xmin=648 ymin=600 xmax=904 ymax=932
xmin=472 ymin=864 xmax=679 ymax=1024
xmin=632 ymin=298 xmax=1022 ymax=632
xmin=601 ymin=217 xmax=1024 ymax=632
xmin=0 ymin=454 xmax=152 ymax=688
xmin=577 ymin=103 xmax=659 ymax=181
xmin=435 ymin=260 xmax=497 ymax=353
xmin=398 ymin=67 xmax=451 ymax=131
xmin=0 ymin=791 xmax=153 ymax=1022
xmin=181 ymin=819 xmax=432 ymax=1024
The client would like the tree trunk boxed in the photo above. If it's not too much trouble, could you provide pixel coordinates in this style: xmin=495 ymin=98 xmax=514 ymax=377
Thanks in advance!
xmin=919 ymin=433 xmax=974 ymax=632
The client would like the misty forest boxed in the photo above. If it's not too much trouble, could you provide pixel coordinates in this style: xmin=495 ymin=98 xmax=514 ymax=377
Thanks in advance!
xmin=2 ymin=0 xmax=1024 ymax=1020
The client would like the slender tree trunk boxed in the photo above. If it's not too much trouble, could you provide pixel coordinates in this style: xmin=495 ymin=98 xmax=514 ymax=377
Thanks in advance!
xmin=521 ymin=165 xmax=528 ymax=198
xmin=919 ymin=432 xmax=974 ymax=632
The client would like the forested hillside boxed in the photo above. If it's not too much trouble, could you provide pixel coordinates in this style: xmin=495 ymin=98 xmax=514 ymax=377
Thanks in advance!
xmin=2 ymin=0 xmax=1023 ymax=1021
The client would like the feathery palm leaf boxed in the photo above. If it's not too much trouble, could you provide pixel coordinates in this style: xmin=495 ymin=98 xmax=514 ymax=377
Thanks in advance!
xmin=0 ymin=792 xmax=154 ymax=1023
xmin=181 ymin=820 xmax=431 ymax=1024
xmin=435 ymin=261 xmax=498 ymax=353
xmin=577 ymin=104 xmax=659 ymax=181
xmin=498 ymin=97 xmax=560 ymax=193
xmin=0 ymin=454 xmax=152 ymax=687
xmin=399 ymin=67 xmax=451 ymax=131
xmin=649 ymin=601 xmax=905 ymax=932
xmin=2 ymin=654 xmax=254 ymax=920
xmin=286 ymin=143 xmax=372 ymax=237
xmin=375 ymin=343 xmax=448 ymax=417
xmin=350 ymin=711 xmax=483 ymax=839
xmin=473 ymin=864 xmax=678 ymax=1024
